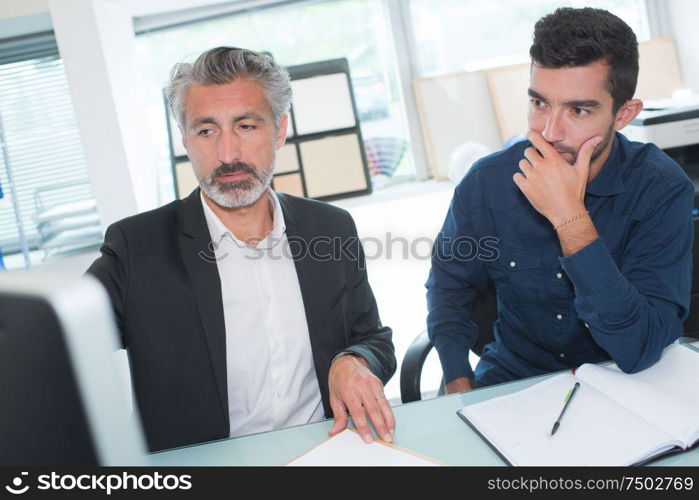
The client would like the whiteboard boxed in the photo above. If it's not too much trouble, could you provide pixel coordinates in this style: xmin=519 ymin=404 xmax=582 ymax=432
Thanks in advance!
xmin=275 ymin=143 xmax=300 ymax=174
xmin=291 ymin=73 xmax=356 ymax=135
xmin=299 ymin=133 xmax=367 ymax=198
xmin=272 ymin=172 xmax=304 ymax=197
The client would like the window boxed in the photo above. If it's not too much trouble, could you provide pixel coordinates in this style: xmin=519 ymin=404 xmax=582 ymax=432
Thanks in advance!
xmin=135 ymin=0 xmax=415 ymax=204
xmin=0 ymin=36 xmax=99 ymax=270
xmin=409 ymin=0 xmax=651 ymax=77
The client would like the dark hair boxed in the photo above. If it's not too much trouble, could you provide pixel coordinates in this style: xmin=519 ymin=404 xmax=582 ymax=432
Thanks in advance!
xmin=530 ymin=7 xmax=639 ymax=113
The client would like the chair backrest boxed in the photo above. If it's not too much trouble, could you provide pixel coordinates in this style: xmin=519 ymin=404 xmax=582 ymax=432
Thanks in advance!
xmin=400 ymin=280 xmax=497 ymax=403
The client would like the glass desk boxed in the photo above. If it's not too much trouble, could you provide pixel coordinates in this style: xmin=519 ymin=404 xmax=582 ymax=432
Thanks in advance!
xmin=150 ymin=342 xmax=699 ymax=466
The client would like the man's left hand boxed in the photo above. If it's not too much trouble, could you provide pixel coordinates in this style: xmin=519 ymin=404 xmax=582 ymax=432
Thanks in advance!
xmin=513 ymin=131 xmax=602 ymax=227
xmin=327 ymin=354 xmax=396 ymax=444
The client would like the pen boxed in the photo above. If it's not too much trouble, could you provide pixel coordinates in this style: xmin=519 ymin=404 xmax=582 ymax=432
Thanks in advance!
xmin=550 ymin=382 xmax=580 ymax=436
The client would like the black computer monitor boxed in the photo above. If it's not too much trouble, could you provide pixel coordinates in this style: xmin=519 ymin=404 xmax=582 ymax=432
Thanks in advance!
xmin=0 ymin=273 xmax=146 ymax=466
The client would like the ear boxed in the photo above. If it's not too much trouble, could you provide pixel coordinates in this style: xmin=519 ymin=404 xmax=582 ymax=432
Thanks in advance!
xmin=276 ymin=114 xmax=289 ymax=149
xmin=614 ymin=99 xmax=643 ymax=131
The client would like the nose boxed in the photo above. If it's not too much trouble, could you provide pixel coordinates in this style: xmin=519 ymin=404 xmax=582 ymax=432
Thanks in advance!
xmin=218 ymin=130 xmax=242 ymax=164
xmin=542 ymin=110 xmax=564 ymax=144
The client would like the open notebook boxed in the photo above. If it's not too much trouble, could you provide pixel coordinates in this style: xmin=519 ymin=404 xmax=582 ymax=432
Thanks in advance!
xmin=458 ymin=344 xmax=699 ymax=466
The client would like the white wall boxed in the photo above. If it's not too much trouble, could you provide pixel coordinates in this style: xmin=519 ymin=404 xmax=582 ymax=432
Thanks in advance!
xmin=49 ymin=0 xmax=159 ymax=228
xmin=666 ymin=0 xmax=699 ymax=93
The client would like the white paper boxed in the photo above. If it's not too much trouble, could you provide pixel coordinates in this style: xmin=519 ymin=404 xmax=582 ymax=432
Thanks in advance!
xmin=576 ymin=344 xmax=699 ymax=444
xmin=287 ymin=430 xmax=439 ymax=466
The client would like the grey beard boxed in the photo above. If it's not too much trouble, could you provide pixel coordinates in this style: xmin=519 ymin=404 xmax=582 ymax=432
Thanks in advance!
xmin=199 ymin=162 xmax=274 ymax=208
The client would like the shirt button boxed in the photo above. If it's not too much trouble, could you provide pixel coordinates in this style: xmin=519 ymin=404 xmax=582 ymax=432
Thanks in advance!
xmin=559 ymin=353 xmax=565 ymax=358
xmin=273 ymin=343 xmax=279 ymax=351
xmin=556 ymin=272 xmax=563 ymax=279
xmin=556 ymin=314 xmax=563 ymax=320
xmin=509 ymin=261 xmax=516 ymax=268
xmin=584 ymin=323 xmax=589 ymax=328
xmin=276 ymin=391 xmax=282 ymax=398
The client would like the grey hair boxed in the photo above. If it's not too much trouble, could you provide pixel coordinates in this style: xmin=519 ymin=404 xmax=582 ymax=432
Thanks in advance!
xmin=165 ymin=46 xmax=292 ymax=130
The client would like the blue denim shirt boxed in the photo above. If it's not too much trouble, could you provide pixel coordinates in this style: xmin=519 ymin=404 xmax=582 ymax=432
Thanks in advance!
xmin=426 ymin=133 xmax=694 ymax=386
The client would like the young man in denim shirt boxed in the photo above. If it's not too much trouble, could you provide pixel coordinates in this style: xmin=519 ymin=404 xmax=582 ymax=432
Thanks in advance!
xmin=427 ymin=7 xmax=694 ymax=393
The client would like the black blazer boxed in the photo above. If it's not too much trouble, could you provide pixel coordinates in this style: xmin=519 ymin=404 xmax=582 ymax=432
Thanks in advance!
xmin=87 ymin=189 xmax=395 ymax=452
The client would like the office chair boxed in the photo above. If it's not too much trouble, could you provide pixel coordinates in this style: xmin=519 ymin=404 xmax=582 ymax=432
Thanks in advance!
xmin=401 ymin=217 xmax=699 ymax=404
xmin=400 ymin=279 xmax=497 ymax=404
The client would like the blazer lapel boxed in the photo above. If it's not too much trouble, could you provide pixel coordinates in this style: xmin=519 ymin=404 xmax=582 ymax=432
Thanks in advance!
xmin=178 ymin=189 xmax=229 ymax=423
xmin=278 ymin=194 xmax=333 ymax=408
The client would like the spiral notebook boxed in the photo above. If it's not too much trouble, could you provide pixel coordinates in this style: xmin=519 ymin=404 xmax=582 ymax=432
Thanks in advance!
xmin=458 ymin=344 xmax=699 ymax=466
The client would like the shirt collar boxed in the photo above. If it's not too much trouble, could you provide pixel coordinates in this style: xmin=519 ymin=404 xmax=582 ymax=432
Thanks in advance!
xmin=585 ymin=132 xmax=626 ymax=197
xmin=200 ymin=190 xmax=286 ymax=249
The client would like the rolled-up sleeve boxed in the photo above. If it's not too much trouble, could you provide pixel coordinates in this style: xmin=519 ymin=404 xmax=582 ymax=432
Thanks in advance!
xmin=560 ymin=181 xmax=694 ymax=373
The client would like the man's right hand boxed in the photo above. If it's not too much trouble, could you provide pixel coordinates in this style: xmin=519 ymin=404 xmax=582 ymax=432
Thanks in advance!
xmin=327 ymin=354 xmax=395 ymax=443
xmin=445 ymin=377 xmax=473 ymax=394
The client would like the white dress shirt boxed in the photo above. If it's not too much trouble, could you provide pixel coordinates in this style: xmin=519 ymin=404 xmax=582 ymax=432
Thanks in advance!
xmin=200 ymin=191 xmax=325 ymax=438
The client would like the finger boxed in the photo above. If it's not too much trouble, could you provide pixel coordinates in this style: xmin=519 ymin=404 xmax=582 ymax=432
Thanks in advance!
xmin=367 ymin=378 xmax=396 ymax=441
xmin=523 ymin=146 xmax=542 ymax=166
xmin=361 ymin=393 xmax=390 ymax=443
xmin=526 ymin=130 xmax=557 ymax=158
xmin=328 ymin=396 xmax=348 ymax=437
xmin=346 ymin=399 xmax=373 ymax=443
xmin=574 ymin=135 xmax=603 ymax=168
xmin=513 ymin=172 xmax=527 ymax=189
xmin=518 ymin=158 xmax=534 ymax=178
xmin=376 ymin=396 xmax=396 ymax=441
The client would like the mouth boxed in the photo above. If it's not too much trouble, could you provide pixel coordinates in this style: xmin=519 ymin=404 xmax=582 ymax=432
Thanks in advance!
xmin=555 ymin=150 xmax=576 ymax=163
xmin=218 ymin=171 xmax=251 ymax=182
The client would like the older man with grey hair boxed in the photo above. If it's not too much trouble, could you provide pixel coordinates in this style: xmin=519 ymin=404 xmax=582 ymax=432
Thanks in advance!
xmin=88 ymin=46 xmax=396 ymax=452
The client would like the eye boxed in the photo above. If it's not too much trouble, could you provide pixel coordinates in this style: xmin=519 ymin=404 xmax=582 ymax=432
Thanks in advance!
xmin=197 ymin=128 xmax=214 ymax=136
xmin=239 ymin=123 xmax=257 ymax=131
xmin=572 ymin=107 xmax=590 ymax=117
xmin=530 ymin=98 xmax=545 ymax=109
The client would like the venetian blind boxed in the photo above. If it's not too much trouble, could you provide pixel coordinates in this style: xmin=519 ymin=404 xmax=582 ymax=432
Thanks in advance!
xmin=0 ymin=33 xmax=95 ymax=257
